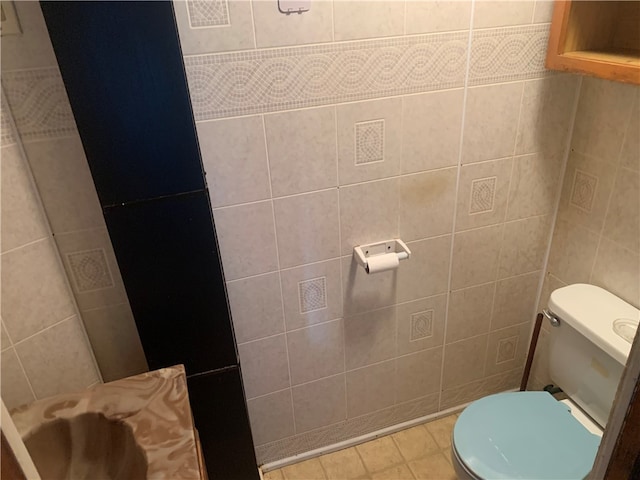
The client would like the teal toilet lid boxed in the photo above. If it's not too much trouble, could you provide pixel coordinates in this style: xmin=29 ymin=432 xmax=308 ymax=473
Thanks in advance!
xmin=453 ymin=392 xmax=601 ymax=480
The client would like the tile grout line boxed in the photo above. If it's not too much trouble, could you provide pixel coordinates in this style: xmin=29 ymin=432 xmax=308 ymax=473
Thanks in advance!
xmin=438 ymin=0 xmax=476 ymax=411
xmin=260 ymin=113 xmax=297 ymax=434
xmin=0 ymin=321 xmax=38 ymax=401
xmin=334 ymin=105 xmax=349 ymax=427
xmin=533 ymin=75 xmax=583 ymax=325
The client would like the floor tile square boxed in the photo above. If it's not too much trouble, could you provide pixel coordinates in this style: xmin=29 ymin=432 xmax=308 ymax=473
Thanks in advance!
xmin=319 ymin=447 xmax=367 ymax=479
xmin=356 ymin=436 xmax=404 ymax=473
xmin=282 ymin=458 xmax=327 ymax=480
xmin=371 ymin=463 xmax=415 ymax=480
xmin=425 ymin=415 xmax=457 ymax=449
xmin=408 ymin=453 xmax=456 ymax=480
xmin=392 ymin=424 xmax=440 ymax=461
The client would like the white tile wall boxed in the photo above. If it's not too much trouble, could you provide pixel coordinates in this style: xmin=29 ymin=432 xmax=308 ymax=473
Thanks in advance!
xmin=174 ymin=0 xmax=582 ymax=465
xmin=1 ymin=2 xmax=147 ymax=390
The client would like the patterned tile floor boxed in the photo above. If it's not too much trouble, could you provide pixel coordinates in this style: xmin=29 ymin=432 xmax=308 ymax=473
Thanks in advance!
xmin=263 ymin=414 xmax=458 ymax=480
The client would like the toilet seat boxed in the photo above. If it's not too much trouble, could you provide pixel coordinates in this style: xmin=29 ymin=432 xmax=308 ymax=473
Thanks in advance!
xmin=452 ymin=392 xmax=601 ymax=480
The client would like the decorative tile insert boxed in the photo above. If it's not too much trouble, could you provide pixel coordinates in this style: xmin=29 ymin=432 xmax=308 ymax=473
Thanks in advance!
xmin=298 ymin=277 xmax=327 ymax=314
xmin=67 ymin=249 xmax=114 ymax=293
xmin=255 ymin=393 xmax=439 ymax=463
xmin=355 ymin=120 xmax=384 ymax=165
xmin=570 ymin=169 xmax=598 ymax=213
xmin=496 ymin=335 xmax=519 ymax=364
xmin=410 ymin=310 xmax=434 ymax=341
xmin=185 ymin=31 xmax=469 ymax=120
xmin=2 ymin=68 xmax=76 ymax=141
xmin=469 ymin=177 xmax=497 ymax=214
xmin=469 ymin=24 xmax=551 ymax=86
xmin=187 ymin=0 xmax=230 ymax=27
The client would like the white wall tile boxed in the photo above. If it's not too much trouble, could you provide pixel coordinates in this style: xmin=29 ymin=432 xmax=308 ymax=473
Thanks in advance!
xmin=173 ymin=0 xmax=255 ymax=54
xmin=547 ymin=219 xmax=599 ymax=285
xmin=247 ymin=389 xmax=295 ymax=445
xmin=451 ymin=224 xmax=503 ymax=290
xmin=591 ymin=239 xmax=640 ymax=308
xmin=0 ymin=145 xmax=48 ymax=253
xmin=395 ymin=347 xmax=443 ymax=404
xmin=287 ymin=319 xmax=345 ymax=385
xmin=399 ymin=168 xmax=456 ymax=242
xmin=333 ymin=1 xmax=404 ymax=41
xmin=532 ymin=0 xmax=555 ymax=23
xmin=491 ymin=272 xmax=540 ymax=330
xmin=281 ymin=259 xmax=343 ymax=331
xmin=252 ymin=0 xmax=333 ymax=48
xmin=292 ymin=375 xmax=346 ymax=432
xmin=572 ymin=78 xmax=637 ymax=164
xmin=462 ymin=83 xmax=523 ymax=164
xmin=238 ymin=334 xmax=290 ymax=398
xmin=1 ymin=322 xmax=11 ymax=351
xmin=507 ymin=152 xmax=563 ymax=220
xmin=396 ymin=294 xmax=447 ymax=356
xmin=342 ymin=255 xmax=396 ymax=316
xmin=213 ymin=201 xmax=279 ymax=280
xmin=397 ymin=235 xmax=451 ymax=303
xmin=274 ymin=189 xmax=340 ymax=268
xmin=557 ymin=151 xmax=616 ymax=233
xmin=79 ymin=304 xmax=148 ymax=382
xmin=455 ymin=158 xmax=512 ymax=231
xmin=337 ymin=98 xmax=402 ymax=185
xmin=405 ymin=1 xmax=472 ymax=34
xmin=0 ymin=2 xmax=57 ymax=70
xmin=198 ymin=117 xmax=271 ymax=207
xmin=402 ymin=90 xmax=464 ymax=174
xmin=2 ymin=238 xmax=76 ymax=342
xmin=23 ymin=136 xmax=105 ymax=234
xmin=15 ymin=317 xmax=99 ymax=399
xmin=346 ymin=360 xmax=395 ymax=417
xmin=344 ymin=306 xmax=396 ymax=370
xmin=339 ymin=177 xmax=399 ymax=256
xmin=227 ymin=272 xmax=285 ymax=343
xmin=484 ymin=322 xmax=530 ymax=376
xmin=473 ymin=1 xmax=535 ymax=29
xmin=499 ymin=215 xmax=552 ymax=278
xmin=619 ymin=93 xmax=639 ymax=172
xmin=515 ymin=75 xmax=578 ymax=156
xmin=54 ymin=228 xmax=130 ymax=311
xmin=1 ymin=348 xmax=34 ymax=410
xmin=442 ymin=334 xmax=488 ymax=389
xmin=265 ymin=106 xmax=337 ymax=197
xmin=446 ymin=283 xmax=494 ymax=343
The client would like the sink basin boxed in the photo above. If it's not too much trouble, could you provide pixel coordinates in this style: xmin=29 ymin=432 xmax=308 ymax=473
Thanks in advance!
xmin=24 ymin=412 xmax=147 ymax=480
xmin=613 ymin=318 xmax=639 ymax=344
xmin=11 ymin=365 xmax=201 ymax=479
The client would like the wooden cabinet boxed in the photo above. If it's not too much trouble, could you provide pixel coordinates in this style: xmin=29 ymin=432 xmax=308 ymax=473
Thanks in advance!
xmin=546 ymin=1 xmax=640 ymax=85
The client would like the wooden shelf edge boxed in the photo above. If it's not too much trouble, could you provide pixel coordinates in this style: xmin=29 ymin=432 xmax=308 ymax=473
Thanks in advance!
xmin=546 ymin=53 xmax=640 ymax=85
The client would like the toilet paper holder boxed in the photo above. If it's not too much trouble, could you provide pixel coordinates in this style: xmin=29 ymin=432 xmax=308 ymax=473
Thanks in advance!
xmin=353 ymin=239 xmax=411 ymax=274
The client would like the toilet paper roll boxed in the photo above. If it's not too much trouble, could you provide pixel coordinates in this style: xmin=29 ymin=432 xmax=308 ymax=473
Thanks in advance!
xmin=366 ymin=253 xmax=400 ymax=274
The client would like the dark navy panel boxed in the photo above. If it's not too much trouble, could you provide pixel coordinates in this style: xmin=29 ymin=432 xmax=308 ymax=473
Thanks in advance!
xmin=103 ymin=190 xmax=237 ymax=374
xmin=188 ymin=367 xmax=259 ymax=480
xmin=40 ymin=1 xmax=204 ymax=207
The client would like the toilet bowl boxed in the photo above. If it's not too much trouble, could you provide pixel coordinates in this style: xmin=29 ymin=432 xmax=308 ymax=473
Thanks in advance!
xmin=450 ymin=284 xmax=639 ymax=480
xmin=450 ymin=392 xmax=601 ymax=480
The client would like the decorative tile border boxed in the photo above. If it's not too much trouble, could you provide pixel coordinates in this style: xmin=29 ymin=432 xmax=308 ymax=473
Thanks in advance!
xmin=1 ymin=68 xmax=77 ymax=141
xmin=185 ymin=31 xmax=469 ymax=120
xmin=255 ymin=392 xmax=439 ymax=465
xmin=1 ymin=94 xmax=17 ymax=147
xmin=469 ymin=24 xmax=551 ymax=86
xmin=187 ymin=0 xmax=230 ymax=28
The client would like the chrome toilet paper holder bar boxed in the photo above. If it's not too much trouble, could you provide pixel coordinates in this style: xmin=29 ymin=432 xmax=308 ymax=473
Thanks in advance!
xmin=353 ymin=239 xmax=411 ymax=273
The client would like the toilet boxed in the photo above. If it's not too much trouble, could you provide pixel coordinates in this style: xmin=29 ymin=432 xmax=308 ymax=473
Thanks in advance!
xmin=451 ymin=284 xmax=639 ymax=480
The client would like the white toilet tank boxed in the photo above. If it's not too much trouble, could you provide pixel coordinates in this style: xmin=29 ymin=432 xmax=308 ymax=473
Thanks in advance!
xmin=547 ymin=284 xmax=639 ymax=428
